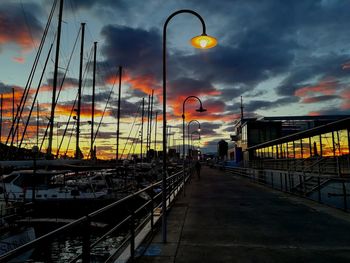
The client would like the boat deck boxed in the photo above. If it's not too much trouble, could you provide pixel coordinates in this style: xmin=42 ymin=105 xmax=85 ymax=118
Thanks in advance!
xmin=135 ymin=166 xmax=350 ymax=262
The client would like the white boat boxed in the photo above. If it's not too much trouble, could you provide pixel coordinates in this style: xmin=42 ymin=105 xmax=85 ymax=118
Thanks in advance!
xmin=0 ymin=170 xmax=108 ymax=202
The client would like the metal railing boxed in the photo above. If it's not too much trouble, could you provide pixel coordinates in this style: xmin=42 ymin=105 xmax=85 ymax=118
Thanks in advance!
xmin=0 ymin=169 xmax=188 ymax=263
xmin=224 ymin=165 xmax=350 ymax=212
xmin=247 ymin=155 xmax=350 ymax=177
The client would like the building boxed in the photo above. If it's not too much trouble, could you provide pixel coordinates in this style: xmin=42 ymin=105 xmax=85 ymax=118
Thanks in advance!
xmin=230 ymin=115 xmax=350 ymax=162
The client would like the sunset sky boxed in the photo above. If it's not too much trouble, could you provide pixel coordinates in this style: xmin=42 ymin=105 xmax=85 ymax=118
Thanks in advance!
xmin=1 ymin=0 xmax=350 ymax=159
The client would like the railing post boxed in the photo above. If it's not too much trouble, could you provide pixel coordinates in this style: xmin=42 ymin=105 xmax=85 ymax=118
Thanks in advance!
xmin=280 ymin=173 xmax=283 ymax=191
xmin=130 ymin=209 xmax=135 ymax=261
xmin=302 ymin=175 xmax=305 ymax=195
xmin=82 ymin=216 xmax=91 ymax=263
xmin=271 ymin=172 xmax=274 ymax=188
xmin=342 ymin=181 xmax=347 ymax=212
xmin=317 ymin=177 xmax=321 ymax=203
xmin=150 ymin=192 xmax=154 ymax=231
xmin=337 ymin=156 xmax=341 ymax=177
xmin=284 ymin=173 xmax=288 ymax=192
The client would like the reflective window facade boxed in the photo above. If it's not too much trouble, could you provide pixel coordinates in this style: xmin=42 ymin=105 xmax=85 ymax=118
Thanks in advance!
xmin=253 ymin=127 xmax=349 ymax=159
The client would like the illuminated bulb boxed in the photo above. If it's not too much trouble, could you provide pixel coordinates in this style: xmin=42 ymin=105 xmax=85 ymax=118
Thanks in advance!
xmin=191 ymin=34 xmax=217 ymax=49
xmin=198 ymin=128 xmax=201 ymax=132
xmin=199 ymin=39 xmax=208 ymax=48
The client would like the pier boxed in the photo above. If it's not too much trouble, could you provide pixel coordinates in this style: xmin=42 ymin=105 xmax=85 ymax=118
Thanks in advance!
xmin=135 ymin=166 xmax=350 ymax=262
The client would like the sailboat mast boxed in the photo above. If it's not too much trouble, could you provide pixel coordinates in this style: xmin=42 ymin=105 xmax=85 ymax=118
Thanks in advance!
xmin=149 ymin=89 xmax=154 ymax=150
xmin=91 ymin=41 xmax=97 ymax=160
xmin=146 ymin=94 xmax=150 ymax=155
xmin=47 ymin=0 xmax=64 ymax=158
xmin=140 ymin=97 xmax=145 ymax=162
xmin=76 ymin=22 xmax=85 ymax=159
xmin=37 ymin=102 xmax=39 ymax=147
xmin=154 ymin=111 xmax=157 ymax=152
xmin=116 ymin=66 xmax=122 ymax=163
xmin=0 ymin=94 xmax=2 ymax=144
xmin=11 ymin=88 xmax=14 ymax=147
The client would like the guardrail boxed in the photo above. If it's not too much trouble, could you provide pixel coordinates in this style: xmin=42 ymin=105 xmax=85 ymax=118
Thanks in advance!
xmin=0 ymin=169 xmax=187 ymax=263
xmin=224 ymin=166 xmax=350 ymax=212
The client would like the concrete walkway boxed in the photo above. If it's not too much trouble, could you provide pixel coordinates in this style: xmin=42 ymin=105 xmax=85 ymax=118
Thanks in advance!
xmin=135 ymin=166 xmax=350 ymax=263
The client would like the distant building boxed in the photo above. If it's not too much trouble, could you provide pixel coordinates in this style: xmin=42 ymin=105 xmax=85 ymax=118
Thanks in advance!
xmin=230 ymin=115 xmax=350 ymax=162
xmin=217 ymin=139 xmax=228 ymax=160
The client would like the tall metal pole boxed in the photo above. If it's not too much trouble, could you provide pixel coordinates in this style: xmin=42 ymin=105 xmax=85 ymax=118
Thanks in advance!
xmin=76 ymin=22 xmax=85 ymax=159
xmin=91 ymin=42 xmax=97 ymax=160
xmin=162 ymin=10 xmax=206 ymax=243
xmin=154 ymin=112 xmax=157 ymax=152
xmin=11 ymin=88 xmax=15 ymax=147
xmin=0 ymin=94 xmax=2 ymax=144
xmin=146 ymin=94 xmax=151 ymax=157
xmin=116 ymin=66 xmax=122 ymax=163
xmin=182 ymin=96 xmax=205 ymax=196
xmin=37 ymin=102 xmax=39 ymax=147
xmin=149 ymin=90 xmax=154 ymax=149
xmin=47 ymin=0 xmax=64 ymax=158
xmin=140 ymin=98 xmax=145 ymax=162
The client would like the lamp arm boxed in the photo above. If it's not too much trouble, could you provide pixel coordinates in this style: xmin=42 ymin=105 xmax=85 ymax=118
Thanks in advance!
xmin=182 ymin=95 xmax=203 ymax=119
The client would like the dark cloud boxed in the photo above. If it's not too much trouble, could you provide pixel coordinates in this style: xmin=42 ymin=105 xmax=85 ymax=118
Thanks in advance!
xmin=81 ymin=90 xmax=111 ymax=104
xmin=100 ymin=25 xmax=162 ymax=78
xmin=168 ymin=78 xmax=217 ymax=98
xmin=276 ymin=54 xmax=350 ymax=97
xmin=109 ymin=99 xmax=141 ymax=119
xmin=245 ymin=97 xmax=300 ymax=112
xmin=0 ymin=2 xmax=43 ymax=51
xmin=0 ymin=82 xmax=14 ymax=94
xmin=301 ymin=95 xmax=340 ymax=104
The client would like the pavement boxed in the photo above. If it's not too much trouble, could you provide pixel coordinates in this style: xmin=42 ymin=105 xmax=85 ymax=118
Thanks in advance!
xmin=135 ymin=166 xmax=350 ymax=263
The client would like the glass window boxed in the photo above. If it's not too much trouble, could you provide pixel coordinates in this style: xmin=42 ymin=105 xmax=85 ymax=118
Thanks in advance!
xmin=281 ymin=143 xmax=287 ymax=159
xmin=310 ymin=135 xmax=321 ymax=157
xmin=295 ymin=140 xmax=302 ymax=158
xmin=334 ymin=129 xmax=350 ymax=156
xmin=287 ymin=141 xmax=294 ymax=158
xmin=268 ymin=146 xmax=273 ymax=158
xmin=321 ymin=132 xmax=334 ymax=157
xmin=302 ymin=137 xmax=310 ymax=158
xmin=242 ymin=125 xmax=247 ymax=144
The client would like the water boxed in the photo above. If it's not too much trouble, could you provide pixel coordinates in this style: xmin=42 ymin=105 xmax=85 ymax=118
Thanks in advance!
xmin=28 ymin=231 xmax=126 ymax=262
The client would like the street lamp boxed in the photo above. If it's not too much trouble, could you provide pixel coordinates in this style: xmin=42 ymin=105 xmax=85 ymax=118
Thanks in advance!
xmin=191 ymin=130 xmax=201 ymax=156
xmin=162 ymin=9 xmax=216 ymax=243
xmin=188 ymin=120 xmax=201 ymax=158
xmin=182 ymin=96 xmax=206 ymax=196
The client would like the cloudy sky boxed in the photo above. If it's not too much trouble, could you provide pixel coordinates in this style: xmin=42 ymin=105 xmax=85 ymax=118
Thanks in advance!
xmin=0 ymin=0 xmax=350 ymax=158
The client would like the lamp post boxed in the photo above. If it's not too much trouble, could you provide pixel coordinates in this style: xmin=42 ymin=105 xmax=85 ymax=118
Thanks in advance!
xmin=191 ymin=130 xmax=201 ymax=159
xmin=162 ymin=9 xmax=217 ymax=243
xmin=182 ymin=99 xmax=204 ymax=197
xmin=188 ymin=120 xmax=201 ymax=158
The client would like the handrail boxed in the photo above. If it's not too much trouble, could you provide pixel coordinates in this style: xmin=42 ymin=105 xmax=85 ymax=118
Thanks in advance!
xmin=0 ymin=169 xmax=186 ymax=262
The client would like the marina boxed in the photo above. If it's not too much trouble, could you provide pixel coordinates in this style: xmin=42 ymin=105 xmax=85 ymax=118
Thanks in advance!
xmin=0 ymin=0 xmax=350 ymax=262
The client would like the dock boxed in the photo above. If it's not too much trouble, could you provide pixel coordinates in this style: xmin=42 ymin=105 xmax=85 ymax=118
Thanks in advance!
xmin=135 ymin=166 xmax=350 ymax=262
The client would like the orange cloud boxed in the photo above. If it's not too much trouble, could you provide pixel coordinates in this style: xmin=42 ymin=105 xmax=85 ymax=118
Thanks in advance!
xmin=0 ymin=86 xmax=32 ymax=117
xmin=294 ymin=78 xmax=337 ymax=97
xmin=54 ymin=103 xmax=105 ymax=118
xmin=308 ymin=111 xmax=320 ymax=116
xmin=12 ymin=56 xmax=25 ymax=63
xmin=341 ymin=89 xmax=350 ymax=110
xmin=106 ymin=72 xmax=161 ymax=96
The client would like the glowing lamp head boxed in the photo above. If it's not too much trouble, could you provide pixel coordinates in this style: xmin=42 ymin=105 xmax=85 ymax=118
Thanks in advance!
xmin=198 ymin=128 xmax=201 ymax=132
xmin=191 ymin=34 xmax=217 ymax=49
